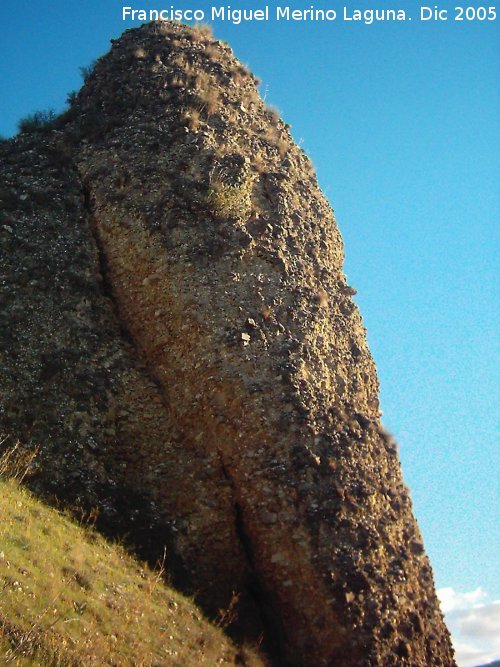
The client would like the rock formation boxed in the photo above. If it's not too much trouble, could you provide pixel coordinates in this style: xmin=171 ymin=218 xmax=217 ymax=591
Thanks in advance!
xmin=0 ymin=21 xmax=455 ymax=667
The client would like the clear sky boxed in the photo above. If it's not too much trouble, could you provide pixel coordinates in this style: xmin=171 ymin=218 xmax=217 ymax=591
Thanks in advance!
xmin=1 ymin=2 xmax=498 ymax=664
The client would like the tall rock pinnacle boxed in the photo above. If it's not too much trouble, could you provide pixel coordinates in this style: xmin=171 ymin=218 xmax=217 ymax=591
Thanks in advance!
xmin=1 ymin=21 xmax=455 ymax=667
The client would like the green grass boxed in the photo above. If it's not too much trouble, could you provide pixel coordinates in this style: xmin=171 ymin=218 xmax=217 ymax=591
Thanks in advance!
xmin=207 ymin=177 xmax=252 ymax=220
xmin=0 ymin=476 xmax=264 ymax=666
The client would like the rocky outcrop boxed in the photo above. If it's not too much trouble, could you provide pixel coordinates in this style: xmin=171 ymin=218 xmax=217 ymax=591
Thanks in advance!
xmin=0 ymin=21 xmax=455 ymax=667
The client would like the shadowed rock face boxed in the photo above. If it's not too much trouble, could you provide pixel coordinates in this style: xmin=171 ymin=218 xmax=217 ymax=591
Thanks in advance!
xmin=0 ymin=21 xmax=455 ymax=667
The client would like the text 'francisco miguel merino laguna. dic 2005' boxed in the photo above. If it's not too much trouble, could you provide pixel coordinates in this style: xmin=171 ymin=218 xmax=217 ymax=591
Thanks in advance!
xmin=122 ymin=5 xmax=422 ymax=25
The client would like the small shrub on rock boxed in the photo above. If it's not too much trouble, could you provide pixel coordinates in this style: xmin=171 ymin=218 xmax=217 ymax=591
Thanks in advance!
xmin=17 ymin=109 xmax=56 ymax=134
xmin=207 ymin=179 xmax=251 ymax=219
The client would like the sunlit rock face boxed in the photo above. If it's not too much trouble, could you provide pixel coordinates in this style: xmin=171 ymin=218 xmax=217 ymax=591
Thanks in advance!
xmin=0 ymin=21 xmax=456 ymax=667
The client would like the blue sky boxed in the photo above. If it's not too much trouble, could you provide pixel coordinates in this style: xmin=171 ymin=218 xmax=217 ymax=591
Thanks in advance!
xmin=1 ymin=2 xmax=498 ymax=663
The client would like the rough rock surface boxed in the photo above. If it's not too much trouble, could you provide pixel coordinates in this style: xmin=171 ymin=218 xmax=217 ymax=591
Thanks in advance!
xmin=0 ymin=21 xmax=455 ymax=667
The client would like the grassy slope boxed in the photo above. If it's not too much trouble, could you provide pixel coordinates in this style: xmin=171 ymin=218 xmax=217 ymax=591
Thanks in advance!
xmin=0 ymin=479 xmax=264 ymax=667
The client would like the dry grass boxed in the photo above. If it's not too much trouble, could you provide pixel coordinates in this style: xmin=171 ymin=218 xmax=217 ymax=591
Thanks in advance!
xmin=169 ymin=74 xmax=186 ymax=89
xmin=0 ymin=631 xmax=38 ymax=666
xmin=181 ymin=108 xmax=201 ymax=132
xmin=252 ymin=153 xmax=267 ymax=174
xmin=170 ymin=53 xmax=187 ymax=69
xmin=188 ymin=71 xmax=220 ymax=116
xmin=264 ymin=105 xmax=280 ymax=126
xmin=205 ymin=44 xmax=220 ymax=62
xmin=261 ymin=126 xmax=289 ymax=159
xmin=0 ymin=439 xmax=38 ymax=483
xmin=0 ymin=447 xmax=265 ymax=667
xmin=193 ymin=23 xmax=214 ymax=41
xmin=276 ymin=137 xmax=289 ymax=159
xmin=193 ymin=70 xmax=211 ymax=91
xmin=230 ymin=65 xmax=251 ymax=87
xmin=198 ymin=88 xmax=219 ymax=116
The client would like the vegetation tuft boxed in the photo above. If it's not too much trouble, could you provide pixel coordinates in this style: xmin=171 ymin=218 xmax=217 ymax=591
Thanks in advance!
xmin=17 ymin=110 xmax=57 ymax=135
xmin=79 ymin=60 xmax=98 ymax=82
xmin=192 ymin=23 xmax=214 ymax=41
xmin=207 ymin=175 xmax=252 ymax=220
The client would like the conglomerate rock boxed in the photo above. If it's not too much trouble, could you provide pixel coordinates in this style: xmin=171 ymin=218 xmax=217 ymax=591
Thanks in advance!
xmin=0 ymin=21 xmax=455 ymax=667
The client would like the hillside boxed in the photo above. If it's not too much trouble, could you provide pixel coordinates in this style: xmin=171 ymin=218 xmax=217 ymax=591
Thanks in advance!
xmin=0 ymin=455 xmax=264 ymax=666
xmin=0 ymin=20 xmax=455 ymax=667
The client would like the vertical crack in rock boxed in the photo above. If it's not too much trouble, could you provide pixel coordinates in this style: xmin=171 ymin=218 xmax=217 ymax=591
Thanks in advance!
xmin=84 ymin=187 xmax=136 ymax=351
xmin=219 ymin=450 xmax=286 ymax=663
xmin=1 ymin=20 xmax=456 ymax=667
xmin=84 ymin=183 xmax=268 ymax=644
xmin=81 ymin=187 xmax=261 ymax=632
